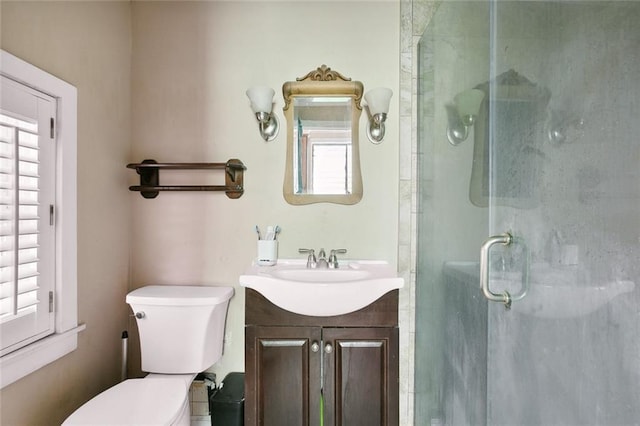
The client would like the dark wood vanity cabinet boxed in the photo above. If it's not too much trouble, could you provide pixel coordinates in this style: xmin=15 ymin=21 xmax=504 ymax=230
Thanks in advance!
xmin=245 ymin=325 xmax=321 ymax=425
xmin=244 ymin=288 xmax=399 ymax=426
xmin=322 ymin=327 xmax=398 ymax=426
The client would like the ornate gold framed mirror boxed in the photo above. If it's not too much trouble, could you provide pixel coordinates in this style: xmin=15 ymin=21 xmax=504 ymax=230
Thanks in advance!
xmin=282 ymin=65 xmax=364 ymax=205
xmin=469 ymin=69 xmax=550 ymax=209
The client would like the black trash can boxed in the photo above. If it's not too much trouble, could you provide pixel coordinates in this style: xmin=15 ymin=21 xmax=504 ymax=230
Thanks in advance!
xmin=210 ymin=372 xmax=244 ymax=426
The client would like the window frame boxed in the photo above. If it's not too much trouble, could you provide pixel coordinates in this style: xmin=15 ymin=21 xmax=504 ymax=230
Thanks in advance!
xmin=0 ymin=78 xmax=57 ymax=354
xmin=0 ymin=49 xmax=83 ymax=389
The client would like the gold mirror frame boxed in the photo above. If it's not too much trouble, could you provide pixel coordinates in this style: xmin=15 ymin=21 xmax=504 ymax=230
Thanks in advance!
xmin=282 ymin=65 xmax=364 ymax=205
xmin=469 ymin=69 xmax=550 ymax=209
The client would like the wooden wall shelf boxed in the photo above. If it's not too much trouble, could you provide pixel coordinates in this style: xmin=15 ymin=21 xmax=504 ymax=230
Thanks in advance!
xmin=126 ymin=159 xmax=246 ymax=199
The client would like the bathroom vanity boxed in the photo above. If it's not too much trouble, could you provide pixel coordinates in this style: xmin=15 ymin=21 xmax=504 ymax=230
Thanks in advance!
xmin=244 ymin=288 xmax=399 ymax=426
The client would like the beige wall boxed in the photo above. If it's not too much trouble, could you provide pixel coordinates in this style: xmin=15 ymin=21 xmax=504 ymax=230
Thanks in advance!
xmin=1 ymin=1 xmax=401 ymax=424
xmin=0 ymin=1 xmax=132 ymax=425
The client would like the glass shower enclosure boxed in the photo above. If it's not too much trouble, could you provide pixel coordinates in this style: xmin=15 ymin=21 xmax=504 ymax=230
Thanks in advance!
xmin=415 ymin=1 xmax=640 ymax=424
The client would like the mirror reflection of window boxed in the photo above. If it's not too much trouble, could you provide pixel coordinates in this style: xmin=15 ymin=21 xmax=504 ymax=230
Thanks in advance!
xmin=298 ymin=130 xmax=352 ymax=194
xmin=293 ymin=97 xmax=352 ymax=195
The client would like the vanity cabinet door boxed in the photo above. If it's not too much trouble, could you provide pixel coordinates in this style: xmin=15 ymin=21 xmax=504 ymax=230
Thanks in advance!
xmin=245 ymin=326 xmax=322 ymax=426
xmin=322 ymin=327 xmax=399 ymax=426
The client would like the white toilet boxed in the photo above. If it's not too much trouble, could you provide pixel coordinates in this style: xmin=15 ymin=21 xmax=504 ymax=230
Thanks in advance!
xmin=63 ymin=285 xmax=234 ymax=426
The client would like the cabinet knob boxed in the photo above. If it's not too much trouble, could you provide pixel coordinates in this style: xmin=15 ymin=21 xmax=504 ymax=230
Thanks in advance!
xmin=324 ymin=343 xmax=333 ymax=354
xmin=311 ymin=341 xmax=320 ymax=353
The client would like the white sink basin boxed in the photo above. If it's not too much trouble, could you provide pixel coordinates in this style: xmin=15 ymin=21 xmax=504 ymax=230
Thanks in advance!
xmin=240 ymin=259 xmax=404 ymax=316
xmin=443 ymin=261 xmax=635 ymax=319
xmin=269 ymin=268 xmax=371 ymax=282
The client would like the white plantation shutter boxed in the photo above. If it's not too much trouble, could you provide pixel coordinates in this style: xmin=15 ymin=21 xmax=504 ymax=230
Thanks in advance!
xmin=0 ymin=76 xmax=56 ymax=356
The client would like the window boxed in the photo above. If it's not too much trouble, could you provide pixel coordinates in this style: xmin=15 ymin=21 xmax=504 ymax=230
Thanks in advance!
xmin=1 ymin=77 xmax=57 ymax=355
xmin=0 ymin=49 xmax=81 ymax=389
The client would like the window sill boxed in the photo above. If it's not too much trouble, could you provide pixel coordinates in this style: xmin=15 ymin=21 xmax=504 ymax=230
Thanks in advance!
xmin=0 ymin=324 xmax=86 ymax=389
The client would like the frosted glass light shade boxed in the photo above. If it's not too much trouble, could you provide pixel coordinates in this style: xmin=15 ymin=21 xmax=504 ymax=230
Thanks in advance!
xmin=246 ymin=86 xmax=275 ymax=113
xmin=364 ymin=88 xmax=393 ymax=115
xmin=454 ymin=88 xmax=484 ymax=118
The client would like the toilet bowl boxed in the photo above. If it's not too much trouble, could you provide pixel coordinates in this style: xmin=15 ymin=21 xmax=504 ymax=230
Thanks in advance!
xmin=63 ymin=374 xmax=194 ymax=426
xmin=63 ymin=285 xmax=234 ymax=426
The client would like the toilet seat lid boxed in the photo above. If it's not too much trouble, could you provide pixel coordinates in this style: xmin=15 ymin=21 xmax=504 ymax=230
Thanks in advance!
xmin=63 ymin=377 xmax=189 ymax=425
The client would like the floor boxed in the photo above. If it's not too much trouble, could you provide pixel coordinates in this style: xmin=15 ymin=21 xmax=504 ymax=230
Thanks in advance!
xmin=191 ymin=415 xmax=211 ymax=426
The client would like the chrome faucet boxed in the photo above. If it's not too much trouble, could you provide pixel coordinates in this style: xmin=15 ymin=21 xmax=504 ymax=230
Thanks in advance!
xmin=316 ymin=249 xmax=329 ymax=269
xmin=298 ymin=248 xmax=317 ymax=268
xmin=299 ymin=248 xmax=347 ymax=269
xmin=328 ymin=249 xmax=347 ymax=269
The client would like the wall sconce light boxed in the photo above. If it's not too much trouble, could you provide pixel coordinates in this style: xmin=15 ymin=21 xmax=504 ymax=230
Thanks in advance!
xmin=246 ymin=86 xmax=279 ymax=142
xmin=446 ymin=88 xmax=484 ymax=146
xmin=364 ymin=87 xmax=393 ymax=144
xmin=547 ymin=110 xmax=585 ymax=145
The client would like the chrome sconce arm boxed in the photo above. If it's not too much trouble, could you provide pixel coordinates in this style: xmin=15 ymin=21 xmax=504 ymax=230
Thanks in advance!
xmin=446 ymin=104 xmax=471 ymax=145
xmin=446 ymin=88 xmax=484 ymax=146
xmin=246 ymin=86 xmax=279 ymax=142
xmin=254 ymin=110 xmax=279 ymax=142
xmin=367 ymin=112 xmax=388 ymax=144
xmin=547 ymin=110 xmax=585 ymax=145
xmin=364 ymin=87 xmax=393 ymax=144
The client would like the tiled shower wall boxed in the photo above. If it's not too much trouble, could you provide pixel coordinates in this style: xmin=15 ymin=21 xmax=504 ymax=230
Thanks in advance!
xmin=398 ymin=1 xmax=438 ymax=424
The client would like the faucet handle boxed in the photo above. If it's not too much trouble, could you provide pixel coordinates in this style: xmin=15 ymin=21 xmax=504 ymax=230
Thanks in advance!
xmin=299 ymin=248 xmax=317 ymax=268
xmin=328 ymin=249 xmax=347 ymax=268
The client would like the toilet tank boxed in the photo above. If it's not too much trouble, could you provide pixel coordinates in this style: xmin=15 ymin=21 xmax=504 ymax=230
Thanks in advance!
xmin=126 ymin=285 xmax=234 ymax=374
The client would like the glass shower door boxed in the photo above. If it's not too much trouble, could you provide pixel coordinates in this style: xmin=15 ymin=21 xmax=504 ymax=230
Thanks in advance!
xmin=483 ymin=1 xmax=640 ymax=424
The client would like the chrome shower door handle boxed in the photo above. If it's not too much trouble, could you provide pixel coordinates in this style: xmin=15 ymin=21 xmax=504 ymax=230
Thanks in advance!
xmin=480 ymin=233 xmax=514 ymax=309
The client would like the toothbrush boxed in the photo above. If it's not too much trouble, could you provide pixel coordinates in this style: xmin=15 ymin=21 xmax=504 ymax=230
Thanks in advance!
xmin=265 ymin=226 xmax=275 ymax=241
xmin=255 ymin=225 xmax=262 ymax=240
